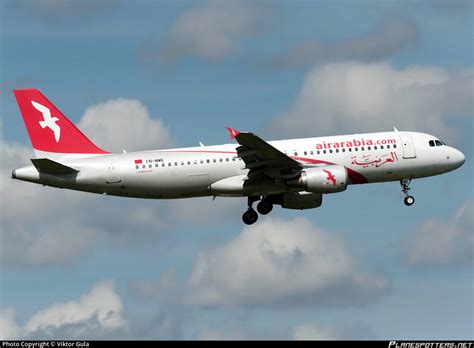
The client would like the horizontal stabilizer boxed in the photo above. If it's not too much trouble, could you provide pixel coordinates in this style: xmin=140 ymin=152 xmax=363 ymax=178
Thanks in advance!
xmin=31 ymin=158 xmax=79 ymax=175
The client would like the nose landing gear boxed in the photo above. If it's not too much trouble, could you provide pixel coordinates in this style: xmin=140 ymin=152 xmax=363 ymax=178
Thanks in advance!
xmin=401 ymin=179 xmax=415 ymax=206
xmin=242 ymin=196 xmax=274 ymax=225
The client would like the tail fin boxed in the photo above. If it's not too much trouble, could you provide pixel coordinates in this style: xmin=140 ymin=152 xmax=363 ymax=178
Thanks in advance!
xmin=13 ymin=89 xmax=108 ymax=158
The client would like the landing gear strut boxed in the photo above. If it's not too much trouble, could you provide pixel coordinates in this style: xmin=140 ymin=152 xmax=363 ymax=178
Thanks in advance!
xmin=242 ymin=196 xmax=259 ymax=225
xmin=400 ymin=179 xmax=415 ymax=206
xmin=242 ymin=196 xmax=274 ymax=225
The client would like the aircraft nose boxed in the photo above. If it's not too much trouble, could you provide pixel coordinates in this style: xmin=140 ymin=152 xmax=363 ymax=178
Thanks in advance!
xmin=451 ymin=148 xmax=465 ymax=169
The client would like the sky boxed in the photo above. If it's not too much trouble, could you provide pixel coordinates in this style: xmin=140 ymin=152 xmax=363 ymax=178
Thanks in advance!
xmin=0 ymin=0 xmax=473 ymax=340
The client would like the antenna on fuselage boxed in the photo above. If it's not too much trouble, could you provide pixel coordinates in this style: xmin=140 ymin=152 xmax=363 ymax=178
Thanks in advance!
xmin=393 ymin=127 xmax=399 ymax=132
xmin=199 ymin=142 xmax=205 ymax=147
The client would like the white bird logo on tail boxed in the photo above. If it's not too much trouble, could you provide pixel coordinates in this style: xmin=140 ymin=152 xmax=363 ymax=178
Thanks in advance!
xmin=31 ymin=101 xmax=61 ymax=142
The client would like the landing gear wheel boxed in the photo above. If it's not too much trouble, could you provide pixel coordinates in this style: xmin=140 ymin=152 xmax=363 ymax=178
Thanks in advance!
xmin=404 ymin=196 xmax=415 ymax=206
xmin=400 ymin=178 xmax=415 ymax=206
xmin=257 ymin=200 xmax=273 ymax=215
xmin=242 ymin=209 xmax=258 ymax=225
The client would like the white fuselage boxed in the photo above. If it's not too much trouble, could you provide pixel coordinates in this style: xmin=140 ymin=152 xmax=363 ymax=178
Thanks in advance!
xmin=13 ymin=131 xmax=465 ymax=199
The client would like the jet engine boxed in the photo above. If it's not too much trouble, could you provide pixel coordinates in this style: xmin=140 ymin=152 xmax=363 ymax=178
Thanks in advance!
xmin=287 ymin=165 xmax=348 ymax=193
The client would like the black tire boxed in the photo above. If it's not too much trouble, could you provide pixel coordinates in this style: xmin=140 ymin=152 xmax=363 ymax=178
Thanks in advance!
xmin=404 ymin=196 xmax=415 ymax=206
xmin=242 ymin=209 xmax=258 ymax=225
xmin=257 ymin=200 xmax=273 ymax=215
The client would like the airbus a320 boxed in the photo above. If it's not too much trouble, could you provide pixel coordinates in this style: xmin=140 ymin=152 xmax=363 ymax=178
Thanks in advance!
xmin=11 ymin=89 xmax=465 ymax=225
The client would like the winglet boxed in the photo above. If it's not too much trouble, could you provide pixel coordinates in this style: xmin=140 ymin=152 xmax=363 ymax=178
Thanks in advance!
xmin=226 ymin=127 xmax=241 ymax=139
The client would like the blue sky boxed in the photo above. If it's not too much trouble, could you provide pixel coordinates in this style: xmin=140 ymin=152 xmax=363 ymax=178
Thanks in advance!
xmin=1 ymin=0 xmax=472 ymax=340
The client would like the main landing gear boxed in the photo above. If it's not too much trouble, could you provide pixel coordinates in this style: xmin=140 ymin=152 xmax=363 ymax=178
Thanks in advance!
xmin=242 ymin=196 xmax=273 ymax=225
xmin=400 ymin=179 xmax=415 ymax=206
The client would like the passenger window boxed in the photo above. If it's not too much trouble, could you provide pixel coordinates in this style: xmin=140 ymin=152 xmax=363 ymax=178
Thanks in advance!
xmin=187 ymin=161 xmax=191 ymax=165
xmin=219 ymin=158 xmax=223 ymax=162
xmin=181 ymin=161 xmax=184 ymax=166
xmin=367 ymin=146 xmax=371 ymax=151
xmin=310 ymin=151 xmax=314 ymax=155
xmin=213 ymin=159 xmax=216 ymax=163
xmin=323 ymin=150 xmax=326 ymax=154
xmin=329 ymin=149 xmax=333 ymax=154
xmin=194 ymin=160 xmax=197 ymax=164
xmin=361 ymin=147 xmax=365 ymax=151
xmin=355 ymin=147 xmax=358 ymax=151
xmin=162 ymin=163 xmax=165 ymax=167
xmin=304 ymin=151 xmax=307 ymax=155
xmin=336 ymin=149 xmax=339 ymax=153
xmin=348 ymin=148 xmax=352 ymax=152
xmin=142 ymin=164 xmax=145 ymax=169
xmin=155 ymin=163 xmax=158 ymax=167
xmin=393 ymin=144 xmax=397 ymax=148
xmin=380 ymin=145 xmax=384 ymax=149
xmin=317 ymin=150 xmax=320 ymax=155
xmin=135 ymin=165 xmax=139 ymax=169
xmin=294 ymin=152 xmax=298 ymax=156
xmin=168 ymin=163 xmax=171 ymax=167
xmin=342 ymin=148 xmax=345 ymax=152
xmin=174 ymin=162 xmax=178 ymax=166
xmin=232 ymin=157 xmax=236 ymax=161
xmin=226 ymin=158 xmax=229 ymax=162
xmin=200 ymin=159 xmax=203 ymax=164
xmin=387 ymin=145 xmax=390 ymax=149
xmin=206 ymin=159 xmax=210 ymax=163
xmin=374 ymin=146 xmax=377 ymax=150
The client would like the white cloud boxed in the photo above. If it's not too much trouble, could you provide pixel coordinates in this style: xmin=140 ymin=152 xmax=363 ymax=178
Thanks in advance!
xmin=0 ymin=140 xmax=100 ymax=267
xmin=0 ymin=309 xmax=24 ymax=340
xmin=0 ymin=138 xmax=168 ymax=268
xmin=405 ymin=200 xmax=474 ymax=266
xmin=1 ymin=96 xmax=175 ymax=268
xmin=187 ymin=217 xmax=388 ymax=307
xmin=268 ymin=19 xmax=417 ymax=69
xmin=268 ymin=62 xmax=473 ymax=141
xmin=79 ymin=98 xmax=172 ymax=152
xmin=0 ymin=279 xmax=126 ymax=340
xmin=1 ymin=222 xmax=98 ymax=267
xmin=157 ymin=2 xmax=264 ymax=65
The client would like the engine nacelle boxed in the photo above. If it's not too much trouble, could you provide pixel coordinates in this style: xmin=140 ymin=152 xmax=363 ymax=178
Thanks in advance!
xmin=288 ymin=165 xmax=348 ymax=194
xmin=266 ymin=192 xmax=323 ymax=210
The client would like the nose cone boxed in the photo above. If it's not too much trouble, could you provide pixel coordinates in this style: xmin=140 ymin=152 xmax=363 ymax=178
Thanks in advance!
xmin=451 ymin=148 xmax=465 ymax=169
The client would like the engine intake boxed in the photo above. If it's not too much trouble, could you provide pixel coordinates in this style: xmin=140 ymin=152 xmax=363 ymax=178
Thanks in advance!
xmin=287 ymin=165 xmax=348 ymax=193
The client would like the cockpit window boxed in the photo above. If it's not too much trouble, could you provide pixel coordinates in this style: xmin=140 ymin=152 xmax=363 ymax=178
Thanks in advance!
xmin=435 ymin=140 xmax=443 ymax=146
xmin=429 ymin=140 xmax=435 ymax=147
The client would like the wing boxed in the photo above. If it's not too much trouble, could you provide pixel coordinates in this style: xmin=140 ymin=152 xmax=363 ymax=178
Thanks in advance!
xmin=226 ymin=127 xmax=302 ymax=184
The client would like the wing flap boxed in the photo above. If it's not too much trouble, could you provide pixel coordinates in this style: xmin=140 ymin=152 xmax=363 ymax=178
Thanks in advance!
xmin=31 ymin=158 xmax=79 ymax=175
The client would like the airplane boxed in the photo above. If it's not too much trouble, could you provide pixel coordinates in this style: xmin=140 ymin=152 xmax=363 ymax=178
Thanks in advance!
xmin=11 ymin=89 xmax=466 ymax=225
